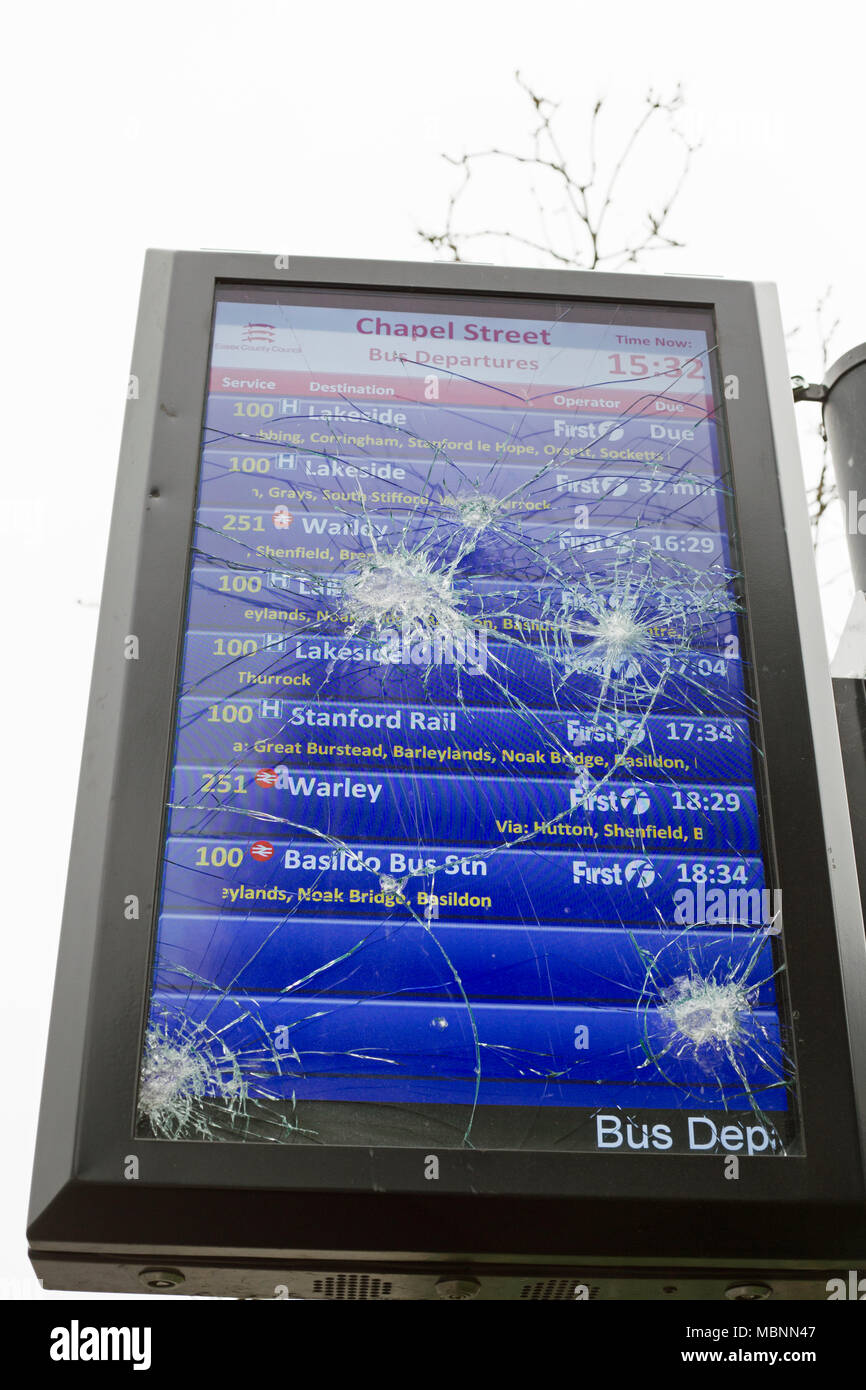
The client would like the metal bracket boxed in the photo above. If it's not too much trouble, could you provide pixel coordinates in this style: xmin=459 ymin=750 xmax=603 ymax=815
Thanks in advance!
xmin=791 ymin=376 xmax=828 ymax=404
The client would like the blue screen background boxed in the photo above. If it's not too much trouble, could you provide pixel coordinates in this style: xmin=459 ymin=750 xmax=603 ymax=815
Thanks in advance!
xmin=136 ymin=289 xmax=798 ymax=1155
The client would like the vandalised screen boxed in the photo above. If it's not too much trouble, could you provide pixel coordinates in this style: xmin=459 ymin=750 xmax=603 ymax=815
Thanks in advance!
xmin=137 ymin=283 xmax=801 ymax=1157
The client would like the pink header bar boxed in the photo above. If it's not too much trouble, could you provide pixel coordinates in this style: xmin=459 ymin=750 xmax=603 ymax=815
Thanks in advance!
xmin=208 ymin=369 xmax=713 ymax=420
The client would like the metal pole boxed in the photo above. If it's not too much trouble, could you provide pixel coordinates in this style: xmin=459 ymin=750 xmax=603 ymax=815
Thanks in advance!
xmin=823 ymin=343 xmax=866 ymax=593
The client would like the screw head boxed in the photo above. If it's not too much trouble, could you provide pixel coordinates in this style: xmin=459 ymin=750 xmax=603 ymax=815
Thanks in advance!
xmin=725 ymin=1282 xmax=772 ymax=1301
xmin=139 ymin=1268 xmax=185 ymax=1290
xmin=435 ymin=1276 xmax=481 ymax=1300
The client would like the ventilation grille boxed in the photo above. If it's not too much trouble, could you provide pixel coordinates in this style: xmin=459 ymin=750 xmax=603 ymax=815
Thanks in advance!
xmin=519 ymin=1278 xmax=600 ymax=1300
xmin=311 ymin=1274 xmax=393 ymax=1300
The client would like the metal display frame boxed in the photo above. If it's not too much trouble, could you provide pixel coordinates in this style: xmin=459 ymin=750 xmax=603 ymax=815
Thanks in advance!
xmin=27 ymin=252 xmax=866 ymax=1299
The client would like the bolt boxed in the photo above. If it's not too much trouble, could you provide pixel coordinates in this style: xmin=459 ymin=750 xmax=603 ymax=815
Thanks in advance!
xmin=724 ymin=1282 xmax=772 ymax=1301
xmin=139 ymin=1268 xmax=185 ymax=1290
xmin=435 ymin=1276 xmax=481 ymax=1300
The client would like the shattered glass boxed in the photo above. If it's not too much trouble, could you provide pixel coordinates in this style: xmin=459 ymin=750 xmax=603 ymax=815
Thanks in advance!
xmin=135 ymin=285 xmax=801 ymax=1156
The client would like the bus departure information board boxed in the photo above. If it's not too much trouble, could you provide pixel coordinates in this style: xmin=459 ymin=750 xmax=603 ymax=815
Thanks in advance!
xmin=136 ymin=284 xmax=799 ymax=1156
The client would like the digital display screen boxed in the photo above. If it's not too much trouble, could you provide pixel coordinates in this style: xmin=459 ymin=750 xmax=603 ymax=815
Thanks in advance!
xmin=136 ymin=283 xmax=801 ymax=1156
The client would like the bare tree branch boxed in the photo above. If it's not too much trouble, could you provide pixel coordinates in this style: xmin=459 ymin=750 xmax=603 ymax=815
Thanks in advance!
xmin=419 ymin=72 xmax=699 ymax=271
xmin=808 ymin=286 xmax=841 ymax=545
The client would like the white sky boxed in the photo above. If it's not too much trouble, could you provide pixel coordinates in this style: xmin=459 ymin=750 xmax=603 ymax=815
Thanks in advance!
xmin=1 ymin=0 xmax=863 ymax=1299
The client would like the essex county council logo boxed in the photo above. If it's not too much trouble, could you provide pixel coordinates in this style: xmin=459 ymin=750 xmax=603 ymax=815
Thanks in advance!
xmin=242 ymin=322 xmax=276 ymax=345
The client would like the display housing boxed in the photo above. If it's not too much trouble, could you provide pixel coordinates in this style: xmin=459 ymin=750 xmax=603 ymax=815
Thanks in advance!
xmin=28 ymin=253 xmax=866 ymax=1298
